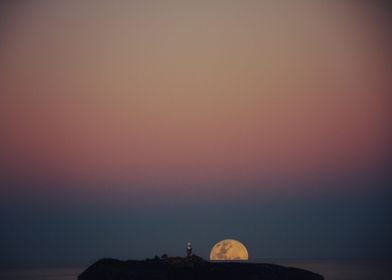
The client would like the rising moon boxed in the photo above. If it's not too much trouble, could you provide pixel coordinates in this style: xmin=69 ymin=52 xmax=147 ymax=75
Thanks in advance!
xmin=210 ymin=239 xmax=249 ymax=261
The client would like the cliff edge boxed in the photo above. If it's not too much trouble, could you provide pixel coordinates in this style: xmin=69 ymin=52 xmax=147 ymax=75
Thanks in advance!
xmin=79 ymin=255 xmax=324 ymax=280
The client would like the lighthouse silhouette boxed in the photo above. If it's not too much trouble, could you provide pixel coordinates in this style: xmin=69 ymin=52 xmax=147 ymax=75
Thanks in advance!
xmin=186 ymin=242 xmax=192 ymax=258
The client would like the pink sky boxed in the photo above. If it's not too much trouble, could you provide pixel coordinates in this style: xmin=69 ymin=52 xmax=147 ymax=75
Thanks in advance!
xmin=0 ymin=1 xmax=390 ymax=200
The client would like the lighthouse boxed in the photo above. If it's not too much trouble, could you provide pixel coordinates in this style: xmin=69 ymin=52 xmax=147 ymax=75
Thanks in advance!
xmin=186 ymin=242 xmax=192 ymax=258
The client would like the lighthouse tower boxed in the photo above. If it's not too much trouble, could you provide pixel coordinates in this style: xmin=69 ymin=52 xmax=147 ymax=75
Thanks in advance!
xmin=186 ymin=242 xmax=192 ymax=258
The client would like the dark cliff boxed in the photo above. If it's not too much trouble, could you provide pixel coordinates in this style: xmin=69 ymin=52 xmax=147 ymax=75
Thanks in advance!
xmin=79 ymin=255 xmax=324 ymax=280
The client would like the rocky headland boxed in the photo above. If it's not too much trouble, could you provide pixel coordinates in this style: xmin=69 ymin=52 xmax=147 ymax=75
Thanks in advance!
xmin=78 ymin=255 xmax=324 ymax=280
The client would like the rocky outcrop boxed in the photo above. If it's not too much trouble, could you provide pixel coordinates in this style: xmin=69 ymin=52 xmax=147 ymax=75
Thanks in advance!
xmin=79 ymin=256 xmax=324 ymax=280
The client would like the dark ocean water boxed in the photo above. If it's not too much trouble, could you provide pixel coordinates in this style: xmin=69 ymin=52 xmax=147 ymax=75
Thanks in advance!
xmin=267 ymin=260 xmax=391 ymax=280
xmin=0 ymin=267 xmax=84 ymax=280
xmin=0 ymin=260 xmax=390 ymax=280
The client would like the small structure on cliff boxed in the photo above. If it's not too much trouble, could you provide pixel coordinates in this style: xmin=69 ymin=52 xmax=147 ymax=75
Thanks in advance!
xmin=186 ymin=242 xmax=192 ymax=257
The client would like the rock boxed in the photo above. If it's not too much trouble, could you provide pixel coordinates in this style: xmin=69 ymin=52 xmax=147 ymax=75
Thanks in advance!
xmin=78 ymin=255 xmax=324 ymax=280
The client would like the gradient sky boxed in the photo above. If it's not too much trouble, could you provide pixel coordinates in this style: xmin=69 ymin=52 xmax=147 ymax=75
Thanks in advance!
xmin=0 ymin=0 xmax=391 ymax=266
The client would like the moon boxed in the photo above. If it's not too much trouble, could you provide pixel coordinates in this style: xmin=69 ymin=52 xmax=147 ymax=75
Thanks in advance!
xmin=210 ymin=239 xmax=249 ymax=261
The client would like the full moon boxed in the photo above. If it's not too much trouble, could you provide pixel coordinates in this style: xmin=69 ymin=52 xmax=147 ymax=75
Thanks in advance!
xmin=210 ymin=239 xmax=249 ymax=261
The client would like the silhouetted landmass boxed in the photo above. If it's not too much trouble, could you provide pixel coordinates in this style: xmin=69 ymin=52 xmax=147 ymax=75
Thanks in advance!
xmin=79 ymin=255 xmax=324 ymax=280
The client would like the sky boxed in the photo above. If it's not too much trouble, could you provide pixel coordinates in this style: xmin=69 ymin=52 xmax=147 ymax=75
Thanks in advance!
xmin=0 ymin=0 xmax=391 ymax=266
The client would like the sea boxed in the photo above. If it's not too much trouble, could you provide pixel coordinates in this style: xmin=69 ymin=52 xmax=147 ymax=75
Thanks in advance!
xmin=0 ymin=260 xmax=390 ymax=280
